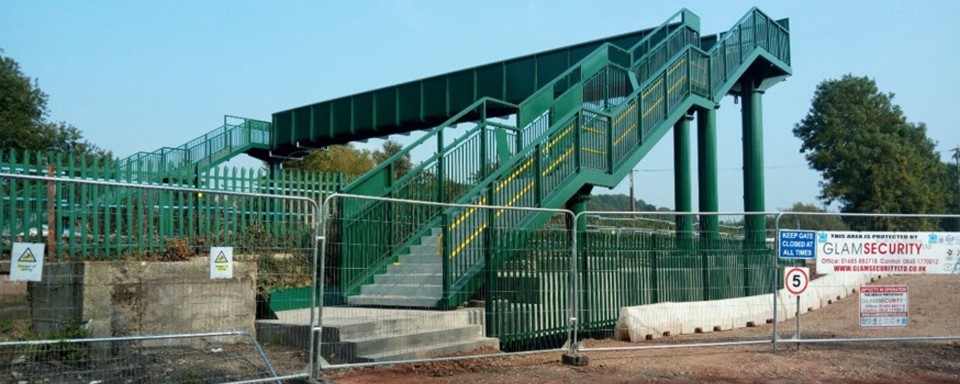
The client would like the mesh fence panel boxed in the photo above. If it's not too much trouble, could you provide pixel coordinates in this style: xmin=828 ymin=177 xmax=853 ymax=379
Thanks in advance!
xmin=0 ymin=333 xmax=277 ymax=383
xmin=0 ymin=174 xmax=317 ymax=382
xmin=319 ymin=195 xmax=573 ymax=366
xmin=576 ymin=212 xmax=782 ymax=348
xmin=773 ymin=213 xmax=960 ymax=345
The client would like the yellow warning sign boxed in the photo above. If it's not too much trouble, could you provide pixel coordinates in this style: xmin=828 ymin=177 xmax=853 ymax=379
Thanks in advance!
xmin=214 ymin=251 xmax=228 ymax=264
xmin=18 ymin=248 xmax=37 ymax=263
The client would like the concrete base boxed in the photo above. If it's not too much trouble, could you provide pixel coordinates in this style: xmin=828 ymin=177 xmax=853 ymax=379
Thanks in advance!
xmin=561 ymin=353 xmax=589 ymax=366
xmin=614 ymin=273 xmax=881 ymax=342
xmin=258 ymin=306 xmax=499 ymax=363
xmin=29 ymin=260 xmax=257 ymax=344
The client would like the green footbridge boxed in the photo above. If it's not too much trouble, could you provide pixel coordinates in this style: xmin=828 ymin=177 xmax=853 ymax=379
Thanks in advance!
xmin=314 ymin=7 xmax=790 ymax=307
xmin=154 ymin=8 xmax=790 ymax=349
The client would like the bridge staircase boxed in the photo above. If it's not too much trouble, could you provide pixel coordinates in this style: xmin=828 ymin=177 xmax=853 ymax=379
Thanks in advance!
xmin=334 ymin=8 xmax=791 ymax=314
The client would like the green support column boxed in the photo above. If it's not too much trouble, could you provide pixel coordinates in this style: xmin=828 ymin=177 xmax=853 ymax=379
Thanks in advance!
xmin=696 ymin=107 xmax=718 ymax=300
xmin=741 ymin=79 xmax=766 ymax=243
xmin=696 ymin=107 xmax=719 ymax=240
xmin=673 ymin=116 xmax=693 ymax=238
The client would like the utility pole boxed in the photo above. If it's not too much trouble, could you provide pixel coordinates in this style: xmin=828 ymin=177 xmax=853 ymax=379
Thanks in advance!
xmin=954 ymin=146 xmax=959 ymax=217
xmin=629 ymin=169 xmax=636 ymax=212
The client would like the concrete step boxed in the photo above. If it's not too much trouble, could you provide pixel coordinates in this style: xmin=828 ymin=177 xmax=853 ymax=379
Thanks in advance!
xmin=398 ymin=252 xmax=440 ymax=264
xmin=346 ymin=295 xmax=440 ymax=308
xmin=407 ymin=244 xmax=439 ymax=257
xmin=386 ymin=262 xmax=442 ymax=275
xmin=358 ymin=337 xmax=500 ymax=362
xmin=352 ymin=325 xmax=485 ymax=356
xmin=360 ymin=284 xmax=442 ymax=297
xmin=374 ymin=273 xmax=442 ymax=285
xmin=328 ymin=309 xmax=483 ymax=340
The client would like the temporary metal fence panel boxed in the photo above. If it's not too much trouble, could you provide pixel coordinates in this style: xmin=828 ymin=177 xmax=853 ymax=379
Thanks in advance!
xmin=574 ymin=211 xmax=783 ymax=350
xmin=0 ymin=332 xmax=279 ymax=384
xmin=773 ymin=212 xmax=960 ymax=348
xmin=318 ymin=194 xmax=574 ymax=370
xmin=0 ymin=173 xmax=323 ymax=383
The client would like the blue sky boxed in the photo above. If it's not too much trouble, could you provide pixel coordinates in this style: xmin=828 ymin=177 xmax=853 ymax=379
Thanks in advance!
xmin=2 ymin=1 xmax=958 ymax=211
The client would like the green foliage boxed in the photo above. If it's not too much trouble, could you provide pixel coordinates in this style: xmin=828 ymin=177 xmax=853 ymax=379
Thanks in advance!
xmin=283 ymin=144 xmax=375 ymax=175
xmin=586 ymin=193 xmax=661 ymax=212
xmin=21 ymin=321 xmax=90 ymax=365
xmin=159 ymin=237 xmax=194 ymax=262
xmin=285 ymin=139 xmax=413 ymax=179
xmin=775 ymin=202 xmax=849 ymax=231
xmin=0 ymin=50 xmax=108 ymax=159
xmin=371 ymin=139 xmax=413 ymax=179
xmin=793 ymin=75 xmax=951 ymax=226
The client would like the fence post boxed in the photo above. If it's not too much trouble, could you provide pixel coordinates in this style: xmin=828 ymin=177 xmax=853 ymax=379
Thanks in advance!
xmin=484 ymin=187 xmax=496 ymax=340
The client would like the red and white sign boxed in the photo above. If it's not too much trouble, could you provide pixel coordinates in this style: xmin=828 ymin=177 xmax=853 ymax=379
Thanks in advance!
xmin=859 ymin=285 xmax=908 ymax=327
xmin=784 ymin=267 xmax=809 ymax=296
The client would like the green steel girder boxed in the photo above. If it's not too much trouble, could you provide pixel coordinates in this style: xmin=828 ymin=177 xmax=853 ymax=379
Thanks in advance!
xmin=269 ymin=10 xmax=701 ymax=158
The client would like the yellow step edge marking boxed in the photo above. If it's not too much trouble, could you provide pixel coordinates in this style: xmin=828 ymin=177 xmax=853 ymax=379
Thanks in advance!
xmin=667 ymin=58 xmax=687 ymax=76
xmin=495 ymin=180 xmax=535 ymax=218
xmin=642 ymin=98 xmax=663 ymax=118
xmin=583 ymin=126 xmax=605 ymax=135
xmin=450 ymin=177 xmax=537 ymax=259
xmin=542 ymin=147 xmax=574 ymax=175
xmin=582 ymin=147 xmax=606 ymax=155
xmin=667 ymin=75 xmax=687 ymax=94
xmin=641 ymin=78 xmax=663 ymax=98
xmin=613 ymin=121 xmax=639 ymax=146
xmin=613 ymin=103 xmax=637 ymax=126
xmin=544 ymin=124 xmax=574 ymax=153
xmin=494 ymin=157 xmax=534 ymax=193
xmin=449 ymin=223 xmax=488 ymax=259
xmin=449 ymin=196 xmax=488 ymax=230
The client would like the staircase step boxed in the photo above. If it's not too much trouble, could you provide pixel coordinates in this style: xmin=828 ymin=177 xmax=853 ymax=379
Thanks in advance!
xmin=346 ymin=295 xmax=440 ymax=308
xmin=398 ymin=252 xmax=439 ymax=264
xmin=358 ymin=337 xmax=500 ymax=362
xmin=374 ymin=273 xmax=442 ymax=285
xmin=329 ymin=309 xmax=483 ymax=340
xmin=352 ymin=325 xmax=485 ymax=356
xmin=360 ymin=284 xmax=442 ymax=297
xmin=407 ymin=244 xmax=439 ymax=257
xmin=386 ymin=262 xmax=442 ymax=274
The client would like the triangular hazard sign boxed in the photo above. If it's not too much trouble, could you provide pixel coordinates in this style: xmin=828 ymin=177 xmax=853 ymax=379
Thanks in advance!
xmin=214 ymin=251 xmax=228 ymax=264
xmin=18 ymin=248 xmax=37 ymax=262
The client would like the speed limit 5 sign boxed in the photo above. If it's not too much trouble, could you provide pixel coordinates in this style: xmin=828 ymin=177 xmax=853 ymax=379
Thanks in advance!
xmin=784 ymin=267 xmax=809 ymax=296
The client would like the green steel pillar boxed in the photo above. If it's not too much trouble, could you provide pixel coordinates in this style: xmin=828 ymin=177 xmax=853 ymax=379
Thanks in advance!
xmin=696 ymin=107 xmax=719 ymax=240
xmin=673 ymin=116 xmax=693 ymax=238
xmin=696 ymin=107 xmax=719 ymax=300
xmin=741 ymin=79 xmax=766 ymax=243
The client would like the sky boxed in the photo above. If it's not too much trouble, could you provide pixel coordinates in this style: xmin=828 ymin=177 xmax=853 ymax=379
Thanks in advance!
xmin=2 ymin=1 xmax=958 ymax=212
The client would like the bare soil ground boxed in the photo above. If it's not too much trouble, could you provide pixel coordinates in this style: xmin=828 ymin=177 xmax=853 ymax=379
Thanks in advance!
xmin=324 ymin=274 xmax=960 ymax=384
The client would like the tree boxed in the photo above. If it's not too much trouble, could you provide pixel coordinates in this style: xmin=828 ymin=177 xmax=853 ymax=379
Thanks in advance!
xmin=793 ymin=75 xmax=950 ymax=227
xmin=371 ymin=139 xmax=413 ymax=179
xmin=282 ymin=144 xmax=375 ymax=176
xmin=772 ymin=202 xmax=849 ymax=231
xmin=0 ymin=49 xmax=107 ymax=159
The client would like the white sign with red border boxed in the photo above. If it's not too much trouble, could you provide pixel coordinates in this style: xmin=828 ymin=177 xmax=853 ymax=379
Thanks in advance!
xmin=784 ymin=267 xmax=809 ymax=296
xmin=859 ymin=285 xmax=908 ymax=327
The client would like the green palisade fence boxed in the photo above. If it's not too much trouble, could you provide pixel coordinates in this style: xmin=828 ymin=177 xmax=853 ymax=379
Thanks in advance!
xmin=0 ymin=149 xmax=344 ymax=261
